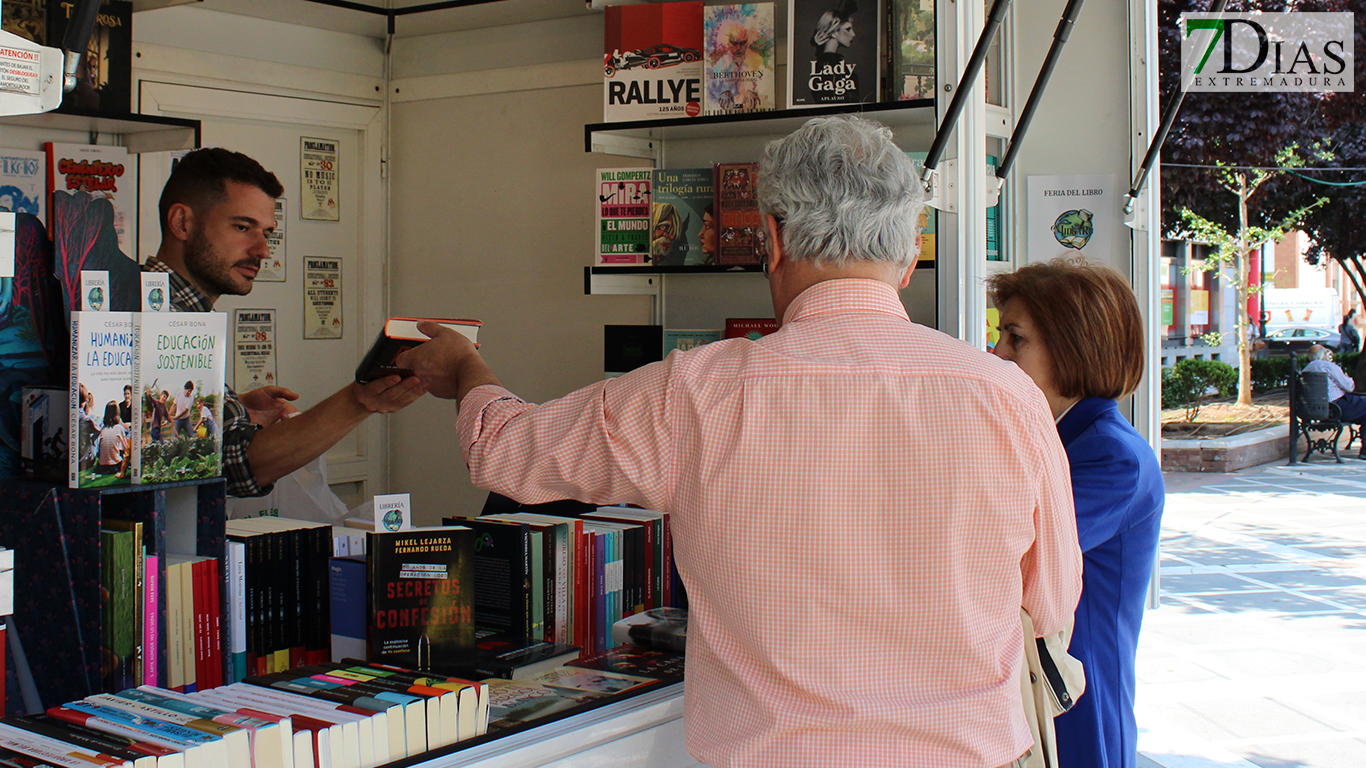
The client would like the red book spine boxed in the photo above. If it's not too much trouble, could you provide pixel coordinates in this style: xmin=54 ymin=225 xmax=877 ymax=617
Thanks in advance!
xmin=662 ymin=513 xmax=675 ymax=607
xmin=209 ymin=557 xmax=223 ymax=689
xmin=192 ymin=559 xmax=208 ymax=692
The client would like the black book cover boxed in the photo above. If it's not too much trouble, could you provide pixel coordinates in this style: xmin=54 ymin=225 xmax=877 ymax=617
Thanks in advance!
xmin=788 ymin=0 xmax=880 ymax=106
xmin=368 ymin=527 xmax=477 ymax=670
xmin=47 ymin=0 xmax=133 ymax=115
xmin=355 ymin=319 xmax=479 ymax=384
xmin=450 ymin=518 xmax=532 ymax=639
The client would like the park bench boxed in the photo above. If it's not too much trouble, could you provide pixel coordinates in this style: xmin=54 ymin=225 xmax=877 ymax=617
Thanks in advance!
xmin=1288 ymin=356 xmax=1361 ymax=464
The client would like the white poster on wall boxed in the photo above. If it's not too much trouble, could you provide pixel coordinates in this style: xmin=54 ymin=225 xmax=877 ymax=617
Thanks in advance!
xmin=233 ymin=308 xmax=277 ymax=392
xmin=304 ymin=257 xmax=343 ymax=339
xmin=300 ymin=137 xmax=340 ymax=222
xmin=1026 ymin=174 xmax=1119 ymax=262
xmin=258 ymin=198 xmax=286 ymax=282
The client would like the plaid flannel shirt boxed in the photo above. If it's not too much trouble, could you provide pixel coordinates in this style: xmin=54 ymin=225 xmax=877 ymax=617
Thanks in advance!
xmin=144 ymin=258 xmax=270 ymax=497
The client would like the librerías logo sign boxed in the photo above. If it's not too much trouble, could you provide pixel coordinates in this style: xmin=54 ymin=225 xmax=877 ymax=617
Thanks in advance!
xmin=1180 ymin=12 xmax=1353 ymax=92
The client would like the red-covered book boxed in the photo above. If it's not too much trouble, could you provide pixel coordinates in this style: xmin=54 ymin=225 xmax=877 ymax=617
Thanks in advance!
xmin=724 ymin=318 xmax=779 ymax=340
xmin=355 ymin=318 xmax=481 ymax=384
xmin=714 ymin=162 xmax=763 ymax=265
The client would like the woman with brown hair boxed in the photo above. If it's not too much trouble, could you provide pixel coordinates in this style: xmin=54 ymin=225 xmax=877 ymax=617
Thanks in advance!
xmin=988 ymin=257 xmax=1165 ymax=768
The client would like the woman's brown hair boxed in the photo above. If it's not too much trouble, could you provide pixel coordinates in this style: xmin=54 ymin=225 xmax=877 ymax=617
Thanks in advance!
xmin=987 ymin=257 xmax=1145 ymax=400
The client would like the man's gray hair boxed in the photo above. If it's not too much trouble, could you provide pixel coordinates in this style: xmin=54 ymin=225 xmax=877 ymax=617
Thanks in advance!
xmin=757 ymin=114 xmax=924 ymax=270
xmin=1309 ymin=344 xmax=1332 ymax=361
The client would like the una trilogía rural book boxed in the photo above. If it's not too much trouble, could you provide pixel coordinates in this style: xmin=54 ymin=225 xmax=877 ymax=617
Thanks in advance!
xmin=369 ymin=527 xmax=477 ymax=670
xmin=651 ymin=168 xmax=714 ymax=267
xmin=131 ymin=312 xmax=227 ymax=484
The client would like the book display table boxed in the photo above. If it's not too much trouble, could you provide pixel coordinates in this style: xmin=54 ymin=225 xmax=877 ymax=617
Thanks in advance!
xmin=403 ymin=683 xmax=694 ymax=768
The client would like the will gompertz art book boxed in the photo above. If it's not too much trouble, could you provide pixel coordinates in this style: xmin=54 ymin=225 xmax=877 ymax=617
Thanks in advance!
xmin=0 ymin=149 xmax=45 ymax=220
xmin=787 ymin=0 xmax=880 ymax=107
xmin=131 ymin=311 xmax=227 ymax=484
xmin=368 ymin=526 xmax=477 ymax=670
xmin=703 ymin=3 xmax=775 ymax=115
xmin=68 ymin=311 xmax=133 ymax=489
xmin=45 ymin=143 xmax=134 ymax=259
xmin=651 ymin=168 xmax=713 ymax=267
xmin=596 ymin=168 xmax=652 ymax=266
xmin=603 ymin=1 xmax=704 ymax=122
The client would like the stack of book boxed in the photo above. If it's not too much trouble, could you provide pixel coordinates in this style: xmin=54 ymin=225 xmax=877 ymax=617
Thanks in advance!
xmin=0 ymin=659 xmax=491 ymax=768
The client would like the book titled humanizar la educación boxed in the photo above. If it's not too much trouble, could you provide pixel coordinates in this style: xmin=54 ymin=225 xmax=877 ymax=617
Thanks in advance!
xmin=131 ymin=312 xmax=227 ymax=484
xmin=69 ymin=311 xmax=134 ymax=488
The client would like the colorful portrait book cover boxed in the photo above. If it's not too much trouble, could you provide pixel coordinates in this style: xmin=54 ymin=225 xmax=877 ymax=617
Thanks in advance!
xmin=596 ymin=168 xmax=653 ymax=266
xmin=650 ymin=168 xmax=714 ymax=266
xmin=130 ymin=311 xmax=227 ymax=484
xmin=703 ymin=3 xmax=775 ymax=115
xmin=603 ymin=1 xmax=704 ymax=122
xmin=368 ymin=526 xmax=476 ymax=670
xmin=68 ymin=310 xmax=133 ymax=488
xmin=787 ymin=0 xmax=880 ymax=107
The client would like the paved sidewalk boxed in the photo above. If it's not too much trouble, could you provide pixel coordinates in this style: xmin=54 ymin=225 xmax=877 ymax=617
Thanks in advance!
xmin=1137 ymin=459 xmax=1366 ymax=768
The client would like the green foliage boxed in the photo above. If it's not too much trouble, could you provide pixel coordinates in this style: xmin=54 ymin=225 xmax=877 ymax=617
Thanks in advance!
xmin=140 ymin=434 xmax=220 ymax=484
xmin=1163 ymin=359 xmax=1238 ymax=422
xmin=1250 ymin=356 xmax=1291 ymax=393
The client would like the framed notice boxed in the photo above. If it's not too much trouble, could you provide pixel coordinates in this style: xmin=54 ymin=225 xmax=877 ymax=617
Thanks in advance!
xmin=304 ymin=257 xmax=343 ymax=339
xmin=300 ymin=137 xmax=340 ymax=222
xmin=1026 ymin=174 xmax=1119 ymax=263
xmin=258 ymin=198 xmax=286 ymax=282
xmin=233 ymin=308 xmax=277 ymax=392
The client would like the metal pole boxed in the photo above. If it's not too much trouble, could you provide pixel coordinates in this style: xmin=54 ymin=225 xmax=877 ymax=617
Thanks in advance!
xmin=995 ymin=0 xmax=1085 ymax=180
xmin=1122 ymin=0 xmax=1230 ymax=214
xmin=919 ymin=0 xmax=1014 ymax=187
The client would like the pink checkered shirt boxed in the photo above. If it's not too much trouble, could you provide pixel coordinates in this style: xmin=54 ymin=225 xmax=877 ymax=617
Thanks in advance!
xmin=457 ymin=279 xmax=1082 ymax=768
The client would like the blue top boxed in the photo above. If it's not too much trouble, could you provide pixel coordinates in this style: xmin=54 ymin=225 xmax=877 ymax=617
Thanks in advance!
xmin=1052 ymin=398 xmax=1165 ymax=768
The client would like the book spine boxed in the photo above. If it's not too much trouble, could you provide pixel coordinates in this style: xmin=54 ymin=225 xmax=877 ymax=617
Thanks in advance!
xmin=310 ymin=526 xmax=329 ymax=666
xmin=130 ymin=319 xmax=142 ymax=484
xmin=166 ymin=562 xmax=183 ymax=691
xmin=144 ymin=555 xmax=158 ymax=687
xmin=131 ymin=534 xmax=144 ymax=692
xmin=229 ymin=542 xmax=246 ymax=683
xmin=521 ymin=525 xmax=532 ymax=641
xmin=180 ymin=560 xmax=196 ymax=693
xmin=288 ymin=528 xmax=304 ymax=670
xmin=68 ymin=312 xmax=80 ymax=488
xmin=209 ymin=557 xmax=224 ymax=689
xmin=193 ymin=559 xmax=208 ymax=692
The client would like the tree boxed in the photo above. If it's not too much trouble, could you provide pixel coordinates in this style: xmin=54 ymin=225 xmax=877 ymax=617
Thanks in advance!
xmin=1179 ymin=147 xmax=1327 ymax=405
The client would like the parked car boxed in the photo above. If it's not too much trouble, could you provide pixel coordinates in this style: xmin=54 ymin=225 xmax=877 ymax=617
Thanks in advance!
xmin=1260 ymin=327 xmax=1341 ymax=356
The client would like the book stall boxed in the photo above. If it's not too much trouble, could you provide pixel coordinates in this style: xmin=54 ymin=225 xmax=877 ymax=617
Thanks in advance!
xmin=0 ymin=0 xmax=1158 ymax=765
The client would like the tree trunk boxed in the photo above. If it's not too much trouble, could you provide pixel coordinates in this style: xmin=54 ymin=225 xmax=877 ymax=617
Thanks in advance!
xmin=1236 ymin=180 xmax=1252 ymax=406
xmin=1338 ymin=255 xmax=1366 ymax=313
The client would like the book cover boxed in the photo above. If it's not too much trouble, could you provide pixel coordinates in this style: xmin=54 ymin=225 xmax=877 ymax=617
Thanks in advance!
xmin=603 ymin=325 xmax=663 ymax=378
xmin=0 ymin=149 xmax=46 ymax=220
xmin=650 ymin=168 xmax=713 ymax=266
xmin=329 ymin=556 xmax=368 ymax=664
xmin=68 ymin=311 xmax=133 ymax=488
xmin=47 ymin=0 xmax=132 ymax=116
xmin=595 ymin=168 xmax=652 ymax=266
xmin=131 ymin=311 xmax=227 ymax=484
xmin=526 ymin=666 xmax=656 ymax=697
xmin=103 ymin=519 xmax=144 ymax=692
xmin=568 ymin=644 xmax=686 ymax=680
xmin=724 ymin=317 xmax=779 ymax=340
xmin=21 ymin=386 xmax=66 ymax=482
xmin=484 ymin=679 xmax=598 ymax=731
xmin=986 ymin=154 xmax=1003 ymax=261
xmin=906 ymin=151 xmax=937 ymax=263
xmin=713 ymin=162 xmax=763 ymax=266
xmin=454 ymin=518 xmax=532 ymax=639
xmin=787 ymin=0 xmax=880 ymax=107
xmin=889 ymin=0 xmax=936 ymax=100
xmin=368 ymin=527 xmax=476 ymax=671
xmin=663 ymin=329 xmax=722 ymax=354
xmin=450 ymin=631 xmax=581 ymax=681
xmin=45 ymin=143 xmax=134 ymax=261
xmin=703 ymin=3 xmax=775 ymax=115
xmin=603 ymin=1 xmax=703 ymax=122
xmin=1 ymin=0 xmax=44 ymax=43
xmin=355 ymin=318 xmax=481 ymax=385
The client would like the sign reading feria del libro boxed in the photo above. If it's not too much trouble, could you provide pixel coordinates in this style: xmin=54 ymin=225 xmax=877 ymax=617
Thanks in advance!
xmin=300 ymin=137 xmax=340 ymax=221
xmin=1181 ymin=12 xmax=1353 ymax=92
